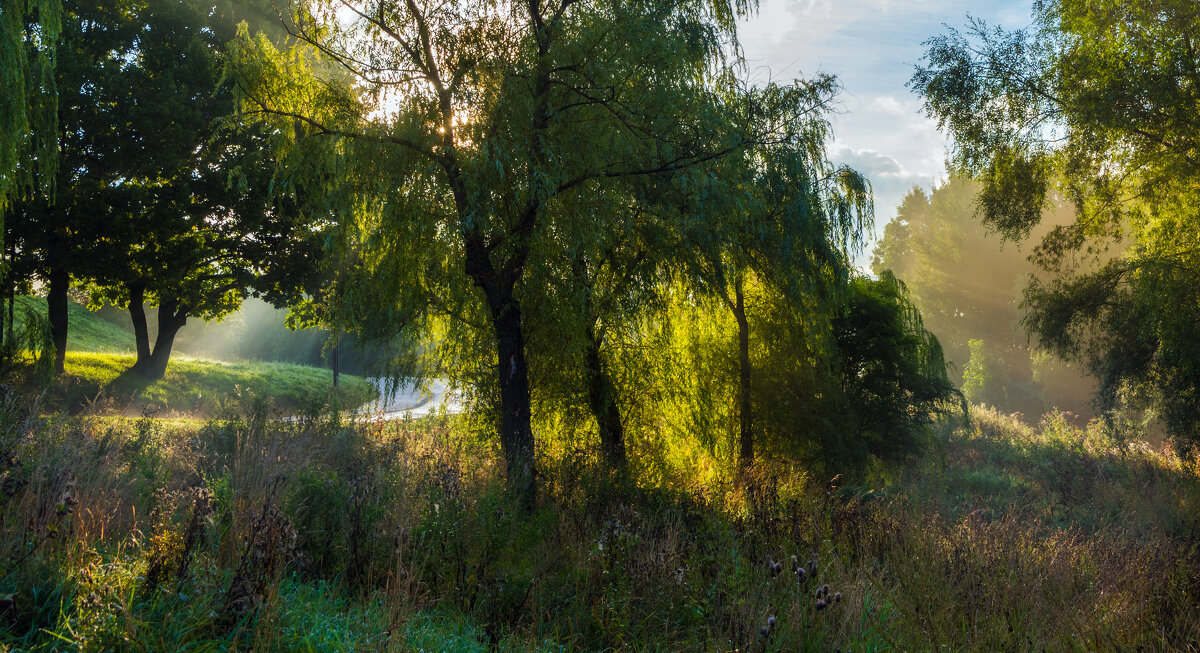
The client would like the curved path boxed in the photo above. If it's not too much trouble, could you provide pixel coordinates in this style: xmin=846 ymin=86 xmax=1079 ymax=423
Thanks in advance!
xmin=360 ymin=377 xmax=464 ymax=419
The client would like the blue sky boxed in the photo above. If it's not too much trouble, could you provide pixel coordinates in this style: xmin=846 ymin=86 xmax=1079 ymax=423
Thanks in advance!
xmin=735 ymin=0 xmax=1033 ymax=262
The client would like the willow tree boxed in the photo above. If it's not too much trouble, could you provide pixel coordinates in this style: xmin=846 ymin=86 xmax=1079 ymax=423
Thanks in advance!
xmin=0 ymin=0 xmax=59 ymax=210
xmin=1 ymin=0 xmax=59 ymax=357
xmin=231 ymin=0 xmax=752 ymax=502
xmin=912 ymin=0 xmax=1200 ymax=448
xmin=681 ymin=79 xmax=873 ymax=466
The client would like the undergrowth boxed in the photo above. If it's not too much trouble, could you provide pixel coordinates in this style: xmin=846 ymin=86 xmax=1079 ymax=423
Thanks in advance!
xmin=0 ymin=396 xmax=1196 ymax=651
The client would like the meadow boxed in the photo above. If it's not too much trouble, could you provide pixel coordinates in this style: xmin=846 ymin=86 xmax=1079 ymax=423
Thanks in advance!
xmin=0 ymin=396 xmax=1195 ymax=651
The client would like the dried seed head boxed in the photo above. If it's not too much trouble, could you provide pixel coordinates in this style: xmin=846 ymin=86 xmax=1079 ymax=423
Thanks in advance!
xmin=834 ymin=592 xmax=842 ymax=603
xmin=822 ymin=584 xmax=830 ymax=596
xmin=790 ymin=555 xmax=799 ymax=570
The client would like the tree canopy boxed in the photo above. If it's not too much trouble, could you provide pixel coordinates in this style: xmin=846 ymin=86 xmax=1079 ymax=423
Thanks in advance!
xmin=912 ymin=0 xmax=1200 ymax=450
xmin=4 ymin=0 xmax=326 ymax=377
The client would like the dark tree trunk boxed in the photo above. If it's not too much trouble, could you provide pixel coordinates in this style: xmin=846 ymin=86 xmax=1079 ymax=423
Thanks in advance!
xmin=47 ymin=258 xmax=69 ymax=375
xmin=489 ymin=287 xmax=535 ymax=508
xmin=6 ymin=286 xmax=13 ymax=346
xmin=585 ymin=323 xmax=625 ymax=468
xmin=734 ymin=279 xmax=753 ymax=467
xmin=466 ymin=240 xmax=536 ymax=508
xmin=139 ymin=298 xmax=187 ymax=380
xmin=331 ymin=330 xmax=340 ymax=389
xmin=128 ymin=282 xmax=151 ymax=370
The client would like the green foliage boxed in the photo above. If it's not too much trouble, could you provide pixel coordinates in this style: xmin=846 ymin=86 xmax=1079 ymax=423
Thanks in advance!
xmin=828 ymin=273 xmax=958 ymax=470
xmin=960 ymin=338 xmax=996 ymax=406
xmin=4 ymin=0 xmax=328 ymax=379
xmin=0 ymin=0 xmax=60 ymax=212
xmin=913 ymin=1 xmax=1200 ymax=450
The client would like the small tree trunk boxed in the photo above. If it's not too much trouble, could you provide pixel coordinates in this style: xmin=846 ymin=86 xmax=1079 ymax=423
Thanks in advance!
xmin=585 ymin=322 xmax=625 ymax=468
xmin=734 ymin=278 xmax=753 ymax=467
xmin=47 ymin=260 xmax=69 ymax=375
xmin=331 ymin=330 xmax=340 ymax=389
xmin=139 ymin=298 xmax=187 ymax=380
xmin=128 ymin=282 xmax=151 ymax=370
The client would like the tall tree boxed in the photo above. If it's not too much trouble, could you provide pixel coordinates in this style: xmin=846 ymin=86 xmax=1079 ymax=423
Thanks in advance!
xmin=230 ymin=0 xmax=754 ymax=503
xmin=5 ymin=0 xmax=143 ymax=373
xmin=912 ymin=0 xmax=1200 ymax=447
xmin=685 ymin=79 xmax=873 ymax=466
xmin=5 ymin=0 xmax=325 ymax=378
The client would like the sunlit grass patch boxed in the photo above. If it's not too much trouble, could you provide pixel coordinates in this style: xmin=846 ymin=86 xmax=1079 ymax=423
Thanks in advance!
xmin=47 ymin=351 xmax=378 ymax=416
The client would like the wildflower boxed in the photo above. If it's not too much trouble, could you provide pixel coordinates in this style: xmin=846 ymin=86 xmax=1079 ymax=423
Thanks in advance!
xmin=816 ymin=599 xmax=827 ymax=610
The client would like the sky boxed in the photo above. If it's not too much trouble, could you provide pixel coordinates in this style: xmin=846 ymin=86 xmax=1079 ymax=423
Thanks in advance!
xmin=735 ymin=0 xmax=1033 ymax=265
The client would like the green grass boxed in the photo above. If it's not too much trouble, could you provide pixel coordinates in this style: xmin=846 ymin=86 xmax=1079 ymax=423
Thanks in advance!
xmin=52 ymin=351 xmax=377 ymax=415
xmin=11 ymin=296 xmax=136 ymax=353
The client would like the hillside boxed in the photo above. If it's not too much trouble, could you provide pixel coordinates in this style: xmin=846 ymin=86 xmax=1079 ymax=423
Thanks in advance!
xmin=53 ymin=352 xmax=377 ymax=416
xmin=11 ymin=296 xmax=135 ymax=353
xmin=7 ymin=297 xmax=376 ymax=415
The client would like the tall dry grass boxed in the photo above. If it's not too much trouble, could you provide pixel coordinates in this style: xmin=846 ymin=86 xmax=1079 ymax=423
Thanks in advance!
xmin=0 ymin=392 xmax=1196 ymax=651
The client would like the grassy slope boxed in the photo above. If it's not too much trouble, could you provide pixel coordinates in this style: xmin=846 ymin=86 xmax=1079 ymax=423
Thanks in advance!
xmin=57 ymin=352 xmax=377 ymax=415
xmin=0 ymin=404 xmax=1196 ymax=650
xmin=12 ymin=296 xmax=135 ymax=352
xmin=7 ymin=296 xmax=377 ymax=414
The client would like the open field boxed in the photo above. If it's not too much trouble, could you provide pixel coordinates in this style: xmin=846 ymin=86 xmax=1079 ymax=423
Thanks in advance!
xmin=0 ymin=398 xmax=1195 ymax=651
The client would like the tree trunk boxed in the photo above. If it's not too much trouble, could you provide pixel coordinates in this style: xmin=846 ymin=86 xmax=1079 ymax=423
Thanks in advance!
xmin=331 ymin=330 xmax=340 ymax=389
xmin=466 ymin=241 xmax=536 ymax=507
xmin=585 ymin=322 xmax=625 ymax=468
xmin=490 ymin=287 xmax=536 ymax=508
xmin=6 ymin=286 xmax=13 ymax=346
xmin=734 ymin=279 xmax=753 ymax=467
xmin=128 ymin=282 xmax=151 ymax=370
xmin=139 ymin=298 xmax=187 ymax=380
xmin=47 ymin=258 xmax=69 ymax=375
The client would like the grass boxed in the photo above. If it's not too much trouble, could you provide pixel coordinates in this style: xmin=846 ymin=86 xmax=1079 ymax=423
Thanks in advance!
xmin=48 ymin=352 xmax=377 ymax=416
xmin=0 ymin=398 xmax=1196 ymax=651
xmin=10 ymin=296 xmax=135 ymax=353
